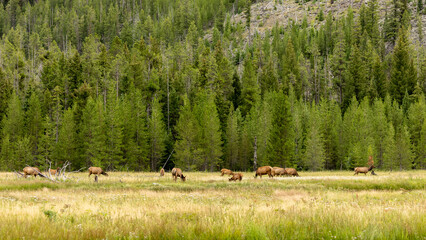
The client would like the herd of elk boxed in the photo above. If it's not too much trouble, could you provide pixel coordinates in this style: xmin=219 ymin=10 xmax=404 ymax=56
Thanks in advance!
xmin=20 ymin=157 xmax=377 ymax=183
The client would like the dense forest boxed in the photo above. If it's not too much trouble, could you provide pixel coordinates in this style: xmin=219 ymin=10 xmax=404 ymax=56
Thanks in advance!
xmin=0 ymin=0 xmax=425 ymax=171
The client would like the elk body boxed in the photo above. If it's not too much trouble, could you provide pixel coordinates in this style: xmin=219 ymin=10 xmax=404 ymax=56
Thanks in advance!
xmin=221 ymin=168 xmax=233 ymax=176
xmin=49 ymin=167 xmax=61 ymax=176
xmin=272 ymin=167 xmax=287 ymax=176
xmin=88 ymin=167 xmax=108 ymax=177
xmin=160 ymin=168 xmax=165 ymax=176
xmin=285 ymin=168 xmax=300 ymax=177
xmin=354 ymin=165 xmax=375 ymax=175
xmin=23 ymin=167 xmax=42 ymax=178
xmin=171 ymin=168 xmax=186 ymax=181
xmin=229 ymin=173 xmax=243 ymax=181
xmin=255 ymin=166 xmax=274 ymax=178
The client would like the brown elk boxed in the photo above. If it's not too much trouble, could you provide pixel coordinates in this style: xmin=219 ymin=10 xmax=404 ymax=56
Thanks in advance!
xmin=254 ymin=166 xmax=274 ymax=178
xmin=88 ymin=167 xmax=109 ymax=177
xmin=171 ymin=168 xmax=186 ymax=182
xmin=285 ymin=168 xmax=300 ymax=177
xmin=23 ymin=167 xmax=42 ymax=178
xmin=160 ymin=168 xmax=165 ymax=176
xmin=354 ymin=156 xmax=375 ymax=176
xmin=49 ymin=167 xmax=61 ymax=176
xmin=220 ymin=168 xmax=233 ymax=176
xmin=229 ymin=173 xmax=243 ymax=181
xmin=272 ymin=167 xmax=287 ymax=177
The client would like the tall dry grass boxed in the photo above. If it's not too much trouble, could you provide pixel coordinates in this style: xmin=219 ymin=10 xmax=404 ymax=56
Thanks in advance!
xmin=0 ymin=171 xmax=424 ymax=239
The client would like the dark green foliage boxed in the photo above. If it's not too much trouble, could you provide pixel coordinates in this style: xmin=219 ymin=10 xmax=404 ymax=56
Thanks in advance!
xmin=0 ymin=0 xmax=423 ymax=171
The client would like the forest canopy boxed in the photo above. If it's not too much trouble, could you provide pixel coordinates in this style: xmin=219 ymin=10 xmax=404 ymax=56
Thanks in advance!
xmin=0 ymin=0 xmax=425 ymax=171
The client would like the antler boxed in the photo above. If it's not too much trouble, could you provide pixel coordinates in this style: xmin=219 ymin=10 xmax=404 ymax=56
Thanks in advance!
xmin=367 ymin=156 xmax=374 ymax=166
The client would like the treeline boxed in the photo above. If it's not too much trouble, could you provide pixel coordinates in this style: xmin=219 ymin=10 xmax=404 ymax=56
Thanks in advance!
xmin=0 ymin=0 xmax=425 ymax=171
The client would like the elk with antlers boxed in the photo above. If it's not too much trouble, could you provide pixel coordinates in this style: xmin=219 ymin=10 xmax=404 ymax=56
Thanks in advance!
xmin=354 ymin=156 xmax=375 ymax=175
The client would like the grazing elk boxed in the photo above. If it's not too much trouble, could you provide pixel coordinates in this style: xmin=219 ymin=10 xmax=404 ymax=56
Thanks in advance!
xmin=272 ymin=167 xmax=287 ymax=177
xmin=160 ymin=168 xmax=165 ymax=176
xmin=229 ymin=173 xmax=243 ymax=181
xmin=255 ymin=166 xmax=274 ymax=178
xmin=171 ymin=168 xmax=186 ymax=182
xmin=220 ymin=168 xmax=233 ymax=176
xmin=49 ymin=167 xmax=61 ymax=176
xmin=23 ymin=167 xmax=42 ymax=178
xmin=285 ymin=168 xmax=300 ymax=177
xmin=88 ymin=167 xmax=109 ymax=177
xmin=354 ymin=156 xmax=375 ymax=176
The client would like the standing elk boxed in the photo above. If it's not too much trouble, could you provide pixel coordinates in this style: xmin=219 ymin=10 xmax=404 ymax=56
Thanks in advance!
xmin=354 ymin=165 xmax=375 ymax=175
xmin=229 ymin=173 xmax=243 ymax=181
xmin=22 ymin=167 xmax=43 ymax=178
xmin=220 ymin=168 xmax=233 ymax=176
xmin=354 ymin=156 xmax=375 ymax=176
xmin=88 ymin=167 xmax=108 ymax=178
xmin=272 ymin=167 xmax=287 ymax=177
xmin=160 ymin=168 xmax=165 ymax=176
xmin=255 ymin=166 xmax=274 ymax=178
xmin=171 ymin=168 xmax=186 ymax=182
xmin=285 ymin=168 xmax=300 ymax=177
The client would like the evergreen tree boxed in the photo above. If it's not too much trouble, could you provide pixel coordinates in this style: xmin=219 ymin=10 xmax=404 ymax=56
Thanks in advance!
xmin=224 ymin=106 xmax=241 ymax=170
xmin=148 ymin=95 xmax=167 ymax=171
xmin=395 ymin=124 xmax=413 ymax=170
xmin=391 ymin=28 xmax=417 ymax=104
xmin=55 ymin=107 xmax=77 ymax=167
xmin=240 ymin=52 xmax=259 ymax=117
xmin=174 ymin=95 xmax=200 ymax=170
xmin=304 ymin=103 xmax=325 ymax=171
xmin=267 ymin=91 xmax=294 ymax=168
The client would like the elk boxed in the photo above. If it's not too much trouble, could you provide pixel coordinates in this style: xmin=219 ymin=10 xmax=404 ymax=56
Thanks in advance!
xmin=49 ymin=167 xmax=61 ymax=176
xmin=229 ymin=173 xmax=243 ymax=181
xmin=171 ymin=168 xmax=186 ymax=182
xmin=220 ymin=168 xmax=233 ymax=176
xmin=22 ymin=167 xmax=43 ymax=178
xmin=272 ymin=167 xmax=287 ymax=177
xmin=254 ymin=166 xmax=274 ymax=178
xmin=160 ymin=168 xmax=165 ymax=176
xmin=354 ymin=156 xmax=375 ymax=176
xmin=88 ymin=167 xmax=109 ymax=177
xmin=285 ymin=168 xmax=300 ymax=177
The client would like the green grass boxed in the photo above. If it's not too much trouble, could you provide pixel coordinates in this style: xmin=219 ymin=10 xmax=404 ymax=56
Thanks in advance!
xmin=0 ymin=171 xmax=424 ymax=239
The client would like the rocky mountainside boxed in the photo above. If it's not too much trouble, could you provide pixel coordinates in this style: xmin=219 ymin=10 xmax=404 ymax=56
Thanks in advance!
xmin=230 ymin=0 xmax=425 ymax=46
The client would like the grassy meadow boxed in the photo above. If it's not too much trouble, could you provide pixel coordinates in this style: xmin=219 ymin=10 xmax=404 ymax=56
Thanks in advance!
xmin=0 ymin=171 xmax=424 ymax=239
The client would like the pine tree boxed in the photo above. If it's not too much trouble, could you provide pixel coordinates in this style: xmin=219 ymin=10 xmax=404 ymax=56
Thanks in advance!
xmin=193 ymin=91 xmax=223 ymax=171
xmin=417 ymin=120 xmax=426 ymax=169
xmin=26 ymin=92 xmax=43 ymax=164
xmin=148 ymin=95 xmax=167 ymax=171
xmin=224 ymin=106 xmax=241 ymax=170
xmin=267 ymin=91 xmax=295 ymax=168
xmin=395 ymin=124 xmax=413 ymax=170
xmin=174 ymin=95 xmax=200 ymax=170
xmin=391 ymin=28 xmax=417 ymax=104
xmin=304 ymin=103 xmax=325 ymax=171
xmin=382 ymin=122 xmax=397 ymax=170
xmin=80 ymin=97 xmax=106 ymax=168
xmin=55 ymin=107 xmax=77 ymax=167
xmin=240 ymin=52 xmax=260 ymax=117
xmin=122 ymin=89 xmax=149 ymax=170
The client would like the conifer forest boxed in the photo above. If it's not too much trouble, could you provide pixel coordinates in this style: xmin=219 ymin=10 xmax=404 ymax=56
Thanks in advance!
xmin=0 ymin=0 xmax=425 ymax=172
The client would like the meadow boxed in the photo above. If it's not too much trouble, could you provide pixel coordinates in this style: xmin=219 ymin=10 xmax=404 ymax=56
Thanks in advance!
xmin=0 ymin=171 xmax=424 ymax=239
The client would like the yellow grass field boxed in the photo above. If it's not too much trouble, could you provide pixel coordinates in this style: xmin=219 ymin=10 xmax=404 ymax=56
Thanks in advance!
xmin=0 ymin=171 xmax=425 ymax=239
